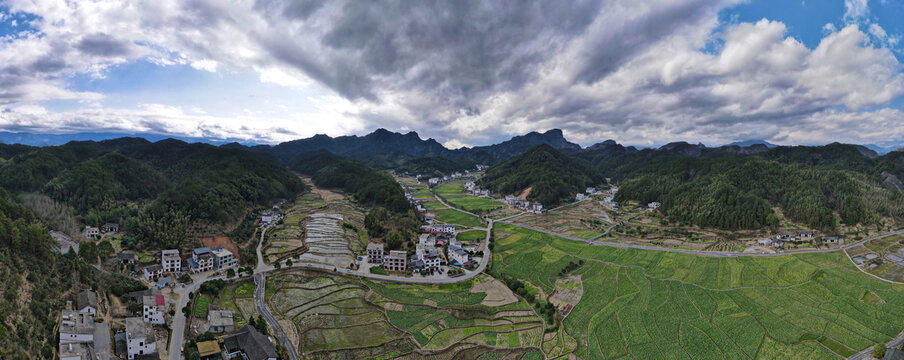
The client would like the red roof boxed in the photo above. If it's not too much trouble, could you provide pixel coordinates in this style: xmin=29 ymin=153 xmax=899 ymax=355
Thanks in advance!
xmin=155 ymin=295 xmax=165 ymax=306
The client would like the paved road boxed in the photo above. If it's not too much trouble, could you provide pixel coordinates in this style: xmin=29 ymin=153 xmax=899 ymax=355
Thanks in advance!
xmin=94 ymin=322 xmax=112 ymax=360
xmin=167 ymin=274 xmax=221 ymax=360
xmin=850 ymin=329 xmax=904 ymax=359
xmin=254 ymin=272 xmax=299 ymax=360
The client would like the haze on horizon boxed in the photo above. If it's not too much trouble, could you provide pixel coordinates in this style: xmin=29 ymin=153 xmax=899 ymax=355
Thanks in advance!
xmin=0 ymin=0 xmax=902 ymax=149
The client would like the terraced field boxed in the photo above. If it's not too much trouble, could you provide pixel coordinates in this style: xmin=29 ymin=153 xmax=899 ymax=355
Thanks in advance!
xmin=491 ymin=223 xmax=904 ymax=359
xmin=268 ymin=271 xmax=545 ymax=359
xmin=435 ymin=183 xmax=505 ymax=213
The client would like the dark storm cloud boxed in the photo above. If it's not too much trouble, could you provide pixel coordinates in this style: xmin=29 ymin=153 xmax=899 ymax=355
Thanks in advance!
xmin=76 ymin=33 xmax=133 ymax=57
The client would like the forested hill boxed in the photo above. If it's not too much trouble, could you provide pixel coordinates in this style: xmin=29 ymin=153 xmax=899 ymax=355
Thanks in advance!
xmin=0 ymin=138 xmax=306 ymax=250
xmin=289 ymin=150 xmax=411 ymax=213
xmin=478 ymin=144 xmax=605 ymax=207
xmin=0 ymin=188 xmax=95 ymax=358
xmin=598 ymin=143 xmax=904 ymax=232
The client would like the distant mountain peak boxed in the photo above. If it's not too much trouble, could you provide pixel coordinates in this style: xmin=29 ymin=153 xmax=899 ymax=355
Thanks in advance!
xmin=725 ymin=139 xmax=777 ymax=148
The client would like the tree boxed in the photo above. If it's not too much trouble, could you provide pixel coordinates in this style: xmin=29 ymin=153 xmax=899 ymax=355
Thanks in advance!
xmin=874 ymin=344 xmax=887 ymax=359
xmin=385 ymin=230 xmax=403 ymax=250
xmin=365 ymin=208 xmax=386 ymax=237
xmin=126 ymin=302 xmax=141 ymax=314
xmin=274 ymin=261 xmax=281 ymax=270
xmin=255 ymin=315 xmax=269 ymax=335
xmin=179 ymin=273 xmax=192 ymax=284
xmin=285 ymin=259 xmax=293 ymax=267
xmin=79 ymin=241 xmax=98 ymax=262
xmin=97 ymin=240 xmax=114 ymax=258
xmin=227 ymin=268 xmax=235 ymax=278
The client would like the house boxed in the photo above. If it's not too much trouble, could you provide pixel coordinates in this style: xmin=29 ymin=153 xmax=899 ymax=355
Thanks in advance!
xmin=775 ymin=231 xmax=798 ymax=241
xmin=576 ymin=193 xmax=589 ymax=201
xmin=416 ymin=248 xmax=441 ymax=270
xmin=222 ymin=325 xmax=279 ymax=360
xmin=126 ymin=317 xmax=156 ymax=360
xmin=156 ymin=277 xmax=174 ymax=289
xmin=799 ymin=230 xmax=815 ymax=240
xmin=143 ymin=265 xmax=163 ymax=282
xmin=101 ymin=223 xmax=120 ymax=233
xmin=117 ymin=252 xmax=139 ymax=265
xmin=77 ymin=290 xmax=97 ymax=316
xmin=586 ymin=187 xmax=597 ymax=194
xmin=84 ymin=226 xmax=100 ymax=238
xmin=161 ymin=249 xmax=181 ymax=273
xmin=418 ymin=234 xmax=435 ymax=248
xmin=261 ymin=211 xmax=273 ymax=225
xmin=367 ymin=243 xmax=384 ymax=264
xmin=423 ymin=216 xmax=435 ymax=225
xmin=141 ymin=295 xmax=165 ymax=325
xmin=190 ymin=247 xmax=214 ymax=273
xmin=823 ymin=236 xmax=844 ymax=245
xmin=213 ymin=248 xmax=238 ymax=271
xmin=208 ymin=309 xmax=236 ymax=333
xmin=773 ymin=240 xmax=784 ymax=249
xmin=428 ymin=177 xmax=440 ymax=185
xmin=757 ymin=238 xmax=773 ymax=247
xmin=196 ymin=340 xmax=221 ymax=358
xmin=60 ymin=310 xmax=95 ymax=344
xmin=59 ymin=342 xmax=93 ymax=360
xmin=385 ymin=250 xmax=407 ymax=272
xmin=430 ymin=224 xmax=455 ymax=234
xmin=647 ymin=202 xmax=661 ymax=210
xmin=448 ymin=245 xmax=469 ymax=266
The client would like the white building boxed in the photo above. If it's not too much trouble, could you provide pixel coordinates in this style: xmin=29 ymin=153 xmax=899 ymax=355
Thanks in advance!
xmin=143 ymin=265 xmax=163 ymax=282
xmin=60 ymin=310 xmax=94 ymax=344
xmin=189 ymin=247 xmax=214 ymax=273
xmin=428 ymin=177 xmax=440 ymax=185
xmin=161 ymin=249 xmax=181 ymax=273
xmin=430 ymin=224 xmax=456 ymax=234
xmin=448 ymin=246 xmax=470 ymax=266
xmin=208 ymin=310 xmax=236 ymax=333
xmin=416 ymin=248 xmax=442 ymax=270
xmin=77 ymin=290 xmax=97 ymax=317
xmin=647 ymin=202 xmax=661 ymax=210
xmin=59 ymin=343 xmax=92 ymax=360
xmin=385 ymin=250 xmax=407 ymax=272
xmin=142 ymin=295 xmax=165 ymax=325
xmin=84 ymin=226 xmax=100 ymax=238
xmin=212 ymin=248 xmax=238 ymax=271
xmin=367 ymin=243 xmax=384 ymax=264
xmin=126 ymin=317 xmax=156 ymax=359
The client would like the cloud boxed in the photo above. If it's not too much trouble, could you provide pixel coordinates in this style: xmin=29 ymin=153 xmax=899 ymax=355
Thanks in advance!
xmin=844 ymin=0 xmax=869 ymax=21
xmin=0 ymin=0 xmax=900 ymax=148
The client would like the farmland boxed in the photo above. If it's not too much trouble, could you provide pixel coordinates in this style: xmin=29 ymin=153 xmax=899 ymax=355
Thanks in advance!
xmin=491 ymin=223 xmax=904 ymax=359
xmin=267 ymin=270 xmax=545 ymax=359
xmin=435 ymin=183 xmax=504 ymax=213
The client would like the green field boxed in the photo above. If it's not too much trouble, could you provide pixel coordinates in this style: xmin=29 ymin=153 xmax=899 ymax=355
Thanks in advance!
xmin=194 ymin=294 xmax=212 ymax=318
xmin=457 ymin=230 xmax=487 ymax=242
xmin=434 ymin=208 xmax=484 ymax=228
xmin=435 ymin=183 xmax=503 ymax=212
xmin=491 ymin=223 xmax=904 ymax=359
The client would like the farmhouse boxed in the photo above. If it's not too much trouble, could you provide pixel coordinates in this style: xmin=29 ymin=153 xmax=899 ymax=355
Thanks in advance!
xmin=60 ymin=310 xmax=94 ymax=344
xmin=799 ymin=230 xmax=815 ymax=240
xmin=196 ymin=340 xmax=221 ymax=358
xmin=189 ymin=247 xmax=214 ymax=273
xmin=367 ymin=243 xmax=384 ymax=264
xmin=161 ymin=249 xmax=181 ymax=273
xmin=117 ymin=252 xmax=138 ymax=265
xmin=84 ymin=226 xmax=100 ymax=238
xmin=212 ymin=248 xmax=238 ymax=271
xmin=101 ymin=223 xmax=120 ymax=233
xmin=775 ymin=231 xmax=798 ymax=241
xmin=823 ymin=236 xmax=844 ymax=245
xmin=261 ymin=211 xmax=273 ymax=225
xmin=385 ymin=250 xmax=407 ymax=272
xmin=222 ymin=325 xmax=279 ymax=360
xmin=141 ymin=295 xmax=165 ymax=325
xmin=126 ymin=317 xmax=156 ymax=360
xmin=757 ymin=238 xmax=773 ymax=247
xmin=143 ymin=265 xmax=163 ymax=282
xmin=208 ymin=309 xmax=236 ymax=333
xmin=77 ymin=289 xmax=97 ymax=316
xmin=448 ymin=245 xmax=470 ymax=266
xmin=647 ymin=202 xmax=661 ymax=210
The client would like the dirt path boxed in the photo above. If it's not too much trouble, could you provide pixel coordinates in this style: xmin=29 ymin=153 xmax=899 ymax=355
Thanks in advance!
xmin=299 ymin=176 xmax=344 ymax=202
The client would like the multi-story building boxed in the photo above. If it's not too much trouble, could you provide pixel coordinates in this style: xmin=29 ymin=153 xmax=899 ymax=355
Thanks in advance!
xmin=416 ymin=248 xmax=442 ymax=270
xmin=143 ymin=265 xmax=163 ymax=282
xmin=60 ymin=310 xmax=94 ymax=344
xmin=189 ymin=247 xmax=214 ymax=273
xmin=59 ymin=343 xmax=92 ymax=360
xmin=367 ymin=243 xmax=384 ymax=264
xmin=161 ymin=249 xmax=181 ymax=273
xmin=212 ymin=248 xmax=238 ymax=271
xmin=448 ymin=245 xmax=470 ymax=266
xmin=126 ymin=317 xmax=156 ymax=360
xmin=142 ymin=295 xmax=165 ymax=325
xmin=385 ymin=250 xmax=407 ymax=272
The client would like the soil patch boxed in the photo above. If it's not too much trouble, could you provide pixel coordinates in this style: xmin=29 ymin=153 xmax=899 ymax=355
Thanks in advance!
xmin=300 ymin=176 xmax=345 ymax=202
xmin=201 ymin=236 xmax=240 ymax=259
xmin=470 ymin=276 xmax=518 ymax=307
xmin=549 ymin=276 xmax=583 ymax=317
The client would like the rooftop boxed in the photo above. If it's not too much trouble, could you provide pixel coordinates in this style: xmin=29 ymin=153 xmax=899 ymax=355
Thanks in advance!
xmin=125 ymin=317 xmax=154 ymax=342
xmin=142 ymin=295 xmax=165 ymax=306
xmin=59 ymin=342 xmax=93 ymax=359
xmin=60 ymin=310 xmax=94 ymax=335
xmin=196 ymin=340 xmax=221 ymax=357
xmin=145 ymin=264 xmax=162 ymax=272
xmin=77 ymin=289 xmax=97 ymax=310
xmin=222 ymin=325 xmax=278 ymax=360
xmin=208 ymin=309 xmax=235 ymax=327
xmin=161 ymin=249 xmax=180 ymax=259
xmin=193 ymin=247 xmax=212 ymax=255
xmin=367 ymin=243 xmax=384 ymax=251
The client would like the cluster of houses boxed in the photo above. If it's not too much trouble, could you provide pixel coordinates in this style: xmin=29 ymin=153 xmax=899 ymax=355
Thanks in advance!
xmin=260 ymin=206 xmax=283 ymax=227
xmin=401 ymin=184 xmax=427 ymax=213
xmin=427 ymin=171 xmax=467 ymax=186
xmin=83 ymin=222 xmax=120 ymax=239
xmin=464 ymin=181 xmax=491 ymax=197
xmin=756 ymin=231 xmax=844 ymax=249
xmin=142 ymin=246 xmax=238 ymax=283
xmin=504 ymin=195 xmax=544 ymax=213
xmin=647 ymin=202 xmax=661 ymax=210
xmin=59 ymin=289 xmax=169 ymax=360
xmin=365 ymin=216 xmax=475 ymax=276
xmin=603 ymin=186 xmax=619 ymax=210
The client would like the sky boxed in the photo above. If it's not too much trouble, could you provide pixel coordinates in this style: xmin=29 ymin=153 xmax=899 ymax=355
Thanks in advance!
xmin=0 ymin=0 xmax=902 ymax=148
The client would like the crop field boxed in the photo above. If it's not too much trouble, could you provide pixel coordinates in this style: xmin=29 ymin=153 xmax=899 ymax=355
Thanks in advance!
xmin=268 ymin=271 xmax=545 ymax=359
xmin=491 ymin=223 xmax=904 ymax=359
xmin=457 ymin=230 xmax=487 ymax=242
xmin=513 ymin=199 xmax=611 ymax=240
xmin=433 ymin=208 xmax=484 ymax=228
xmin=433 ymin=182 xmax=522 ymax=218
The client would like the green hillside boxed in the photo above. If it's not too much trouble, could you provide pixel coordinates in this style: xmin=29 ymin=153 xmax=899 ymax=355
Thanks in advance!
xmin=478 ymin=144 xmax=604 ymax=207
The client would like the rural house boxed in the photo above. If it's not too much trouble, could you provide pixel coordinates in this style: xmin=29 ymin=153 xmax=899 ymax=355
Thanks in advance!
xmin=77 ymin=290 xmax=97 ymax=316
xmin=367 ymin=243 xmax=384 ymax=264
xmin=126 ymin=317 xmax=156 ymax=359
xmin=385 ymin=250 xmax=407 ymax=272
xmin=160 ymin=249 xmax=181 ymax=273
xmin=222 ymin=325 xmax=279 ymax=360
xmin=143 ymin=265 xmax=163 ymax=282
xmin=60 ymin=310 xmax=94 ymax=344
xmin=208 ymin=309 xmax=236 ymax=333
xmin=142 ymin=295 xmax=165 ymax=325
xmin=101 ymin=223 xmax=120 ymax=233
xmin=212 ymin=248 xmax=238 ymax=271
